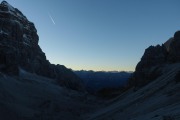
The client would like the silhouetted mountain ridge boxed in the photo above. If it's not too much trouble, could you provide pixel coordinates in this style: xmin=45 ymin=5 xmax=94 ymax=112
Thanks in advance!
xmin=0 ymin=1 xmax=84 ymax=91
xmin=85 ymin=31 xmax=180 ymax=120
xmin=74 ymin=70 xmax=132 ymax=93
xmin=130 ymin=31 xmax=180 ymax=89
xmin=0 ymin=1 xmax=179 ymax=120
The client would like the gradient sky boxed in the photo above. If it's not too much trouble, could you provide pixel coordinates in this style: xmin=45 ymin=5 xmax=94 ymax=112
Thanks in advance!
xmin=5 ymin=0 xmax=180 ymax=71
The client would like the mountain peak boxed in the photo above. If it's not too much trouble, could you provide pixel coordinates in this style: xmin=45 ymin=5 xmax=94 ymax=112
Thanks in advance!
xmin=0 ymin=1 xmax=84 ymax=91
xmin=1 ymin=1 xmax=8 ymax=4
xmin=174 ymin=30 xmax=180 ymax=40
xmin=130 ymin=30 xmax=180 ymax=89
xmin=1 ymin=1 xmax=12 ymax=7
xmin=1 ymin=1 xmax=27 ymax=20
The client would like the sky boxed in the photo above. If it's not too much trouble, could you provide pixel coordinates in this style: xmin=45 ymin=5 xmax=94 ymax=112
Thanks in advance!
xmin=4 ymin=0 xmax=180 ymax=71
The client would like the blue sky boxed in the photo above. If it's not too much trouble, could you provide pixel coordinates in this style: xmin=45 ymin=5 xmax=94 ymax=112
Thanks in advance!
xmin=5 ymin=0 xmax=180 ymax=71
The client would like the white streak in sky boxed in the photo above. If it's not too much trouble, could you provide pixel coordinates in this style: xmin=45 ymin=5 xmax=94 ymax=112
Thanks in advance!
xmin=48 ymin=12 xmax=56 ymax=25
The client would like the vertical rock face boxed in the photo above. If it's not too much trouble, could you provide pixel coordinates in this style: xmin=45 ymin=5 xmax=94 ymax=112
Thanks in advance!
xmin=0 ymin=1 xmax=84 ymax=91
xmin=131 ymin=30 xmax=180 ymax=88
xmin=168 ymin=31 xmax=180 ymax=62
xmin=135 ymin=45 xmax=167 ymax=71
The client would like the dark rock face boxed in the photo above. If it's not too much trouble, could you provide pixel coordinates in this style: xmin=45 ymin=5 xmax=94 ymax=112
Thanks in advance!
xmin=135 ymin=45 xmax=167 ymax=71
xmin=131 ymin=30 xmax=180 ymax=88
xmin=0 ymin=1 xmax=83 ymax=91
xmin=175 ymin=71 xmax=180 ymax=83
xmin=174 ymin=30 xmax=180 ymax=39
xmin=168 ymin=31 xmax=180 ymax=62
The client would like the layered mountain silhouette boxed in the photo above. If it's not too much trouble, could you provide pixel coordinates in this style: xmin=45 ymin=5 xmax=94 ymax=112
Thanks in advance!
xmin=0 ymin=1 xmax=83 ymax=91
xmin=74 ymin=70 xmax=131 ymax=94
xmin=85 ymin=32 xmax=180 ymax=120
xmin=0 ymin=1 xmax=180 ymax=120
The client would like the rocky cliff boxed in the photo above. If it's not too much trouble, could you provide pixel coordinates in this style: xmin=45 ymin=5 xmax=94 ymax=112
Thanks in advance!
xmin=83 ymin=31 xmax=180 ymax=120
xmin=130 ymin=31 xmax=180 ymax=89
xmin=0 ymin=1 xmax=83 ymax=91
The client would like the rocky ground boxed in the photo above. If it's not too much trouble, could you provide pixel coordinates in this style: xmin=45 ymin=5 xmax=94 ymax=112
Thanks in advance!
xmin=0 ymin=69 xmax=106 ymax=120
xmin=83 ymin=63 xmax=180 ymax=120
xmin=0 ymin=1 xmax=180 ymax=120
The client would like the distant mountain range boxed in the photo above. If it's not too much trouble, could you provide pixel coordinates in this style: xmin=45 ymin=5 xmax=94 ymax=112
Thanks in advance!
xmin=0 ymin=1 xmax=180 ymax=120
xmin=86 ymin=31 xmax=180 ymax=120
xmin=74 ymin=70 xmax=132 ymax=93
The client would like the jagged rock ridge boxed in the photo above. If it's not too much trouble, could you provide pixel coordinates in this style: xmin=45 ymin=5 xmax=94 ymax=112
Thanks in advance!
xmin=130 ymin=30 xmax=180 ymax=88
xmin=0 ymin=1 xmax=83 ymax=91
xmin=83 ymin=31 xmax=180 ymax=120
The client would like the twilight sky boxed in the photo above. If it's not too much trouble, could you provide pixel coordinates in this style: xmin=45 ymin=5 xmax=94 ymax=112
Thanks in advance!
xmin=5 ymin=0 xmax=180 ymax=71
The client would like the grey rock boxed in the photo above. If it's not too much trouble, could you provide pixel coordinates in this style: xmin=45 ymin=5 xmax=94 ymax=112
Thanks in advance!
xmin=131 ymin=30 xmax=180 ymax=88
xmin=0 ymin=1 xmax=84 ymax=91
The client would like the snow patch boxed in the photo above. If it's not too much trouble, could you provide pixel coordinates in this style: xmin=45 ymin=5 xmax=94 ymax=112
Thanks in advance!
xmin=0 ymin=29 xmax=8 ymax=35
xmin=22 ymin=34 xmax=31 ymax=46
xmin=22 ymin=41 xmax=30 ymax=46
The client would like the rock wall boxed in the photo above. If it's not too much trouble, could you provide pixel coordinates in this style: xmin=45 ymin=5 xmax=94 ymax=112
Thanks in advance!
xmin=0 ymin=1 xmax=84 ymax=91
xmin=131 ymin=31 xmax=180 ymax=88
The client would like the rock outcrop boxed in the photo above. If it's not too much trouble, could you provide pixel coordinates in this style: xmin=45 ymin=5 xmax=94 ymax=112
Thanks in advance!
xmin=131 ymin=30 xmax=180 ymax=88
xmin=168 ymin=31 xmax=180 ymax=62
xmin=0 ymin=1 xmax=84 ymax=91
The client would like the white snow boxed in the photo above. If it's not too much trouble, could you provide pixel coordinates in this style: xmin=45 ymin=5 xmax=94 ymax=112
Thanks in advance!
xmin=22 ymin=34 xmax=31 ymax=46
xmin=22 ymin=41 xmax=30 ymax=46
xmin=0 ymin=29 xmax=8 ymax=35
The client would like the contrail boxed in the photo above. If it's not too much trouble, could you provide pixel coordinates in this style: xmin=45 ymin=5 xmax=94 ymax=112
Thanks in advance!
xmin=48 ymin=12 xmax=56 ymax=25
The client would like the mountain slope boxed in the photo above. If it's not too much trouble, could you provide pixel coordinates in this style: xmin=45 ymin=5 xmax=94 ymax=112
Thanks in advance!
xmin=0 ymin=2 xmax=105 ymax=119
xmin=132 ymin=31 xmax=180 ymax=89
xmin=0 ymin=1 xmax=83 ymax=91
xmin=0 ymin=69 xmax=102 ymax=120
xmin=84 ymin=63 xmax=180 ymax=120
xmin=83 ymin=31 xmax=180 ymax=120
